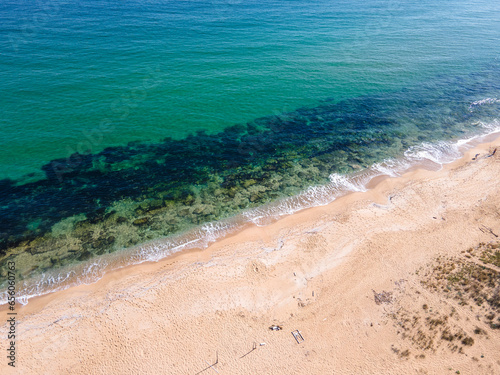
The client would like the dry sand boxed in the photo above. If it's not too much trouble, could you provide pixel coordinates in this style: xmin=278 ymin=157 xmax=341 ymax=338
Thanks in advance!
xmin=1 ymin=137 xmax=500 ymax=375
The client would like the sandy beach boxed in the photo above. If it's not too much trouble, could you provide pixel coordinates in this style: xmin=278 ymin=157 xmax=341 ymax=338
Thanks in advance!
xmin=2 ymin=137 xmax=500 ymax=375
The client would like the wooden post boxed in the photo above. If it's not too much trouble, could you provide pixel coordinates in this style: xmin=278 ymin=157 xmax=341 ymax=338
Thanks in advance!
xmin=194 ymin=351 xmax=219 ymax=375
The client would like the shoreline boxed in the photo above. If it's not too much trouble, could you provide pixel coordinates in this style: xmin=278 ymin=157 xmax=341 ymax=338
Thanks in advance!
xmin=0 ymin=132 xmax=500 ymax=312
xmin=1 ymin=134 xmax=500 ymax=374
xmin=4 ymin=131 xmax=498 ymax=312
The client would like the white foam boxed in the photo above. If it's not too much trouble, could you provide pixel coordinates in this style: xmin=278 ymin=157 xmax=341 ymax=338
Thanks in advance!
xmin=328 ymin=173 xmax=368 ymax=192
xmin=243 ymin=172 xmax=368 ymax=226
xmin=404 ymin=141 xmax=462 ymax=165
xmin=242 ymin=120 xmax=500 ymax=229
xmin=469 ymin=97 xmax=500 ymax=111
xmin=371 ymin=158 xmax=412 ymax=177
xmin=478 ymin=118 xmax=500 ymax=132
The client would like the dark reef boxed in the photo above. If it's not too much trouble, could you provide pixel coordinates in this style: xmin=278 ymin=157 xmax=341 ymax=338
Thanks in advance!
xmin=1 ymin=65 xmax=499 ymax=279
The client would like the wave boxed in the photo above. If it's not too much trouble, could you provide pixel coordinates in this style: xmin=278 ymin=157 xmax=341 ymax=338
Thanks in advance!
xmin=469 ymin=98 xmax=500 ymax=111
xmin=2 ymin=120 xmax=500 ymax=306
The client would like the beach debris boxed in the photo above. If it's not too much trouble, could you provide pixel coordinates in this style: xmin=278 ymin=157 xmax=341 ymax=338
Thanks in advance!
xmin=479 ymin=225 xmax=498 ymax=238
xmin=240 ymin=342 xmax=257 ymax=359
xmin=372 ymin=289 xmax=393 ymax=305
xmin=259 ymin=343 xmax=266 ymax=346
xmin=487 ymin=147 xmax=497 ymax=157
xmin=194 ymin=351 xmax=219 ymax=375
xmin=269 ymin=325 xmax=282 ymax=331
xmin=291 ymin=330 xmax=305 ymax=344
xmin=472 ymin=153 xmax=480 ymax=160
xmin=305 ymin=227 xmax=321 ymax=234
xmin=297 ymin=297 xmax=311 ymax=308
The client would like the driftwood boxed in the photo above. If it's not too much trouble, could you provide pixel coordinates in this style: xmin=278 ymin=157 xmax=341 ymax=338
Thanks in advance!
xmin=479 ymin=225 xmax=499 ymax=238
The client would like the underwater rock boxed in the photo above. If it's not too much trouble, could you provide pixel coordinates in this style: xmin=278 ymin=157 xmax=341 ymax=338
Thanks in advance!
xmin=193 ymin=206 xmax=205 ymax=215
xmin=243 ymin=179 xmax=257 ymax=188
xmin=226 ymin=187 xmax=238 ymax=198
xmin=192 ymin=204 xmax=214 ymax=216
xmin=74 ymin=220 xmax=90 ymax=230
xmin=29 ymin=265 xmax=39 ymax=273
xmin=166 ymin=217 xmax=178 ymax=225
xmin=95 ymin=248 xmax=106 ymax=256
xmin=184 ymin=195 xmax=195 ymax=206
xmin=104 ymin=210 xmax=117 ymax=220
xmin=264 ymin=164 xmax=277 ymax=171
xmin=92 ymin=235 xmax=116 ymax=249
xmin=250 ymin=193 xmax=263 ymax=203
xmin=78 ymin=251 xmax=92 ymax=261
xmin=86 ymin=208 xmax=106 ymax=224
xmin=116 ymin=216 xmax=128 ymax=224
xmin=132 ymin=217 xmax=150 ymax=226
xmin=136 ymin=199 xmax=164 ymax=214
xmin=27 ymin=236 xmax=55 ymax=253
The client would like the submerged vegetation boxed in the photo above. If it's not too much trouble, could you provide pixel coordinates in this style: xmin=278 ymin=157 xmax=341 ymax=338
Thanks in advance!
xmin=1 ymin=66 xmax=500 ymax=285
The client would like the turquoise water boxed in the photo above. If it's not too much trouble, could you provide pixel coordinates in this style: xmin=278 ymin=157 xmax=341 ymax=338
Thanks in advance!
xmin=1 ymin=0 xmax=500 ymax=303
xmin=2 ymin=0 xmax=499 ymax=181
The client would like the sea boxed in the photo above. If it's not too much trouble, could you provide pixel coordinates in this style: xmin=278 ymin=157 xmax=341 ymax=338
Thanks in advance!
xmin=1 ymin=0 xmax=499 ymax=304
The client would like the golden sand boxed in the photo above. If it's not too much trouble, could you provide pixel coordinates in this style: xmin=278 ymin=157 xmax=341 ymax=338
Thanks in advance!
xmin=1 ymin=137 xmax=500 ymax=375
